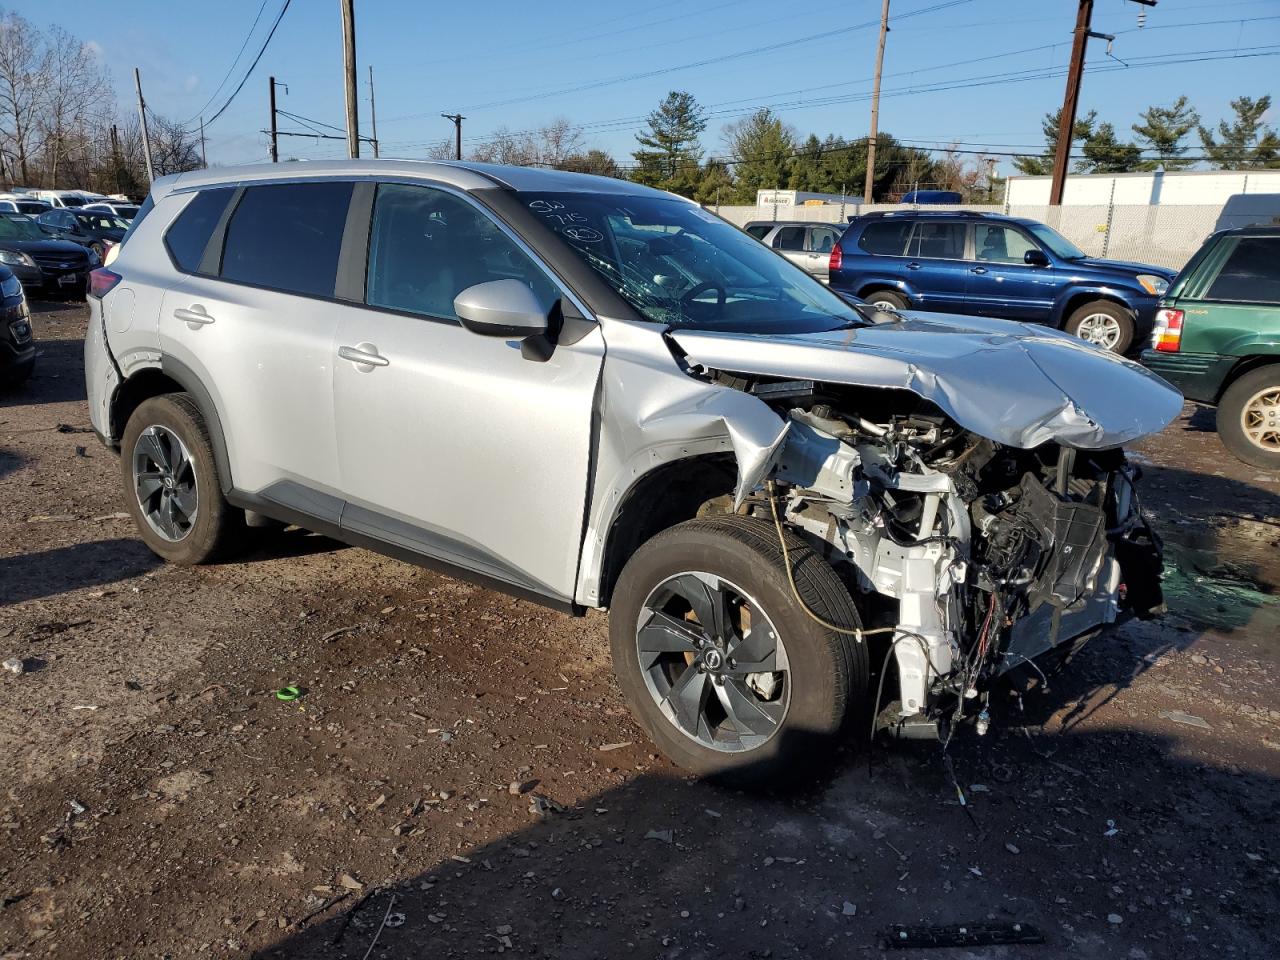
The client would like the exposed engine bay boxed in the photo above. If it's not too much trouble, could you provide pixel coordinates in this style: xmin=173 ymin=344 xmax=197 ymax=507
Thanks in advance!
xmin=730 ymin=375 xmax=1166 ymax=735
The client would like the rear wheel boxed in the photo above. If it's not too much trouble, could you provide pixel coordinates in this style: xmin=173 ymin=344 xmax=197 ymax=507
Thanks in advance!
xmin=1217 ymin=365 xmax=1280 ymax=469
xmin=121 ymin=394 xmax=247 ymax=564
xmin=609 ymin=517 xmax=867 ymax=782
xmin=1064 ymin=300 xmax=1133 ymax=353
xmin=864 ymin=290 xmax=908 ymax=311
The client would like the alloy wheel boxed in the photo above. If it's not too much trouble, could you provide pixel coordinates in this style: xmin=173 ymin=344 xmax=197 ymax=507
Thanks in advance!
xmin=635 ymin=572 xmax=790 ymax=753
xmin=133 ymin=425 xmax=198 ymax=541
xmin=1074 ymin=312 xmax=1123 ymax=351
xmin=1241 ymin=386 xmax=1280 ymax=452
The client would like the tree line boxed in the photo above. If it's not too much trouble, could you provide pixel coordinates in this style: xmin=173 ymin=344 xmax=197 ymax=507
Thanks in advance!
xmin=0 ymin=11 xmax=201 ymax=196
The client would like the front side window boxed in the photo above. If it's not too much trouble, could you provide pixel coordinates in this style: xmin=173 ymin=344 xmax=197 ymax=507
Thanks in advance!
xmin=908 ymin=221 xmax=965 ymax=259
xmin=974 ymin=224 xmax=1038 ymax=264
xmin=1205 ymin=237 xmax=1280 ymax=304
xmin=1024 ymin=221 xmax=1085 ymax=260
xmin=366 ymin=183 xmax=558 ymax=321
xmin=858 ymin=220 xmax=913 ymax=256
xmin=518 ymin=190 xmax=862 ymax=334
xmin=221 ymin=181 xmax=353 ymax=297
xmin=164 ymin=188 xmax=233 ymax=273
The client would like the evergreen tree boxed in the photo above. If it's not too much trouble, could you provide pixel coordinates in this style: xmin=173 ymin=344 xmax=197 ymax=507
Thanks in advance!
xmin=1013 ymin=108 xmax=1096 ymax=176
xmin=694 ymin=157 xmax=735 ymax=207
xmin=724 ymin=108 xmax=795 ymax=203
xmin=1081 ymin=123 xmax=1142 ymax=174
xmin=1198 ymin=96 xmax=1280 ymax=169
xmin=631 ymin=91 xmax=707 ymax=191
xmin=1132 ymin=96 xmax=1199 ymax=171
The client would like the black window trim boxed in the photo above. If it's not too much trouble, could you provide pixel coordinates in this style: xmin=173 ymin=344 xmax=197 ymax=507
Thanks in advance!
xmin=905 ymin=219 xmax=971 ymax=262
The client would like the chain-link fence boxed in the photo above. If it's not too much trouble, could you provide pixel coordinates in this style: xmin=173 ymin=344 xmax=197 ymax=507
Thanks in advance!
xmin=713 ymin=202 xmax=1227 ymax=271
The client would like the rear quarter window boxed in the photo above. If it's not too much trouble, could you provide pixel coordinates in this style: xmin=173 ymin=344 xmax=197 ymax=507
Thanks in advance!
xmin=1204 ymin=237 xmax=1280 ymax=304
xmin=163 ymin=189 xmax=233 ymax=271
xmin=220 ymin=181 xmax=353 ymax=298
xmin=857 ymin=220 xmax=913 ymax=256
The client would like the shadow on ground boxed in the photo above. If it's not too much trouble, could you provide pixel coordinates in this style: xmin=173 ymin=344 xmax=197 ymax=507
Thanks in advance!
xmin=0 ymin=537 xmax=161 ymax=604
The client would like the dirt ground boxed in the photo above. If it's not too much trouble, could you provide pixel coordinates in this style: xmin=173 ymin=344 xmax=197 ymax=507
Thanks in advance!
xmin=1 ymin=303 xmax=1277 ymax=960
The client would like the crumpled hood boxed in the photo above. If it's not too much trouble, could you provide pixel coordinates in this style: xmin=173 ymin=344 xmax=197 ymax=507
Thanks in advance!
xmin=670 ymin=311 xmax=1184 ymax=449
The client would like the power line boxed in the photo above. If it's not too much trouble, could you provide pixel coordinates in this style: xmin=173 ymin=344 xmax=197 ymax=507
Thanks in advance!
xmin=179 ymin=0 xmax=272 ymax=126
xmin=199 ymin=0 xmax=293 ymax=130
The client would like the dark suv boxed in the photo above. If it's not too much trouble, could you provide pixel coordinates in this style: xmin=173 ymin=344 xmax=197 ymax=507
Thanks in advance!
xmin=828 ymin=211 xmax=1176 ymax=353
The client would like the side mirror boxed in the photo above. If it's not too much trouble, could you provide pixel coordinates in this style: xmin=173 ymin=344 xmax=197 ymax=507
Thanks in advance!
xmin=1024 ymin=248 xmax=1050 ymax=267
xmin=454 ymin=279 xmax=549 ymax=339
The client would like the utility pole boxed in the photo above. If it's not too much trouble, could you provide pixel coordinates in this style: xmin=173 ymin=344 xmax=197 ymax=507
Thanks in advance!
xmin=368 ymin=65 xmax=380 ymax=159
xmin=863 ymin=0 xmax=891 ymax=204
xmin=134 ymin=67 xmax=155 ymax=185
xmin=269 ymin=75 xmax=279 ymax=162
xmin=110 ymin=125 xmax=121 ymax=193
xmin=199 ymin=116 xmax=207 ymax=168
xmin=442 ymin=113 xmax=465 ymax=160
xmin=1050 ymin=0 xmax=1157 ymax=205
xmin=339 ymin=0 xmax=360 ymax=159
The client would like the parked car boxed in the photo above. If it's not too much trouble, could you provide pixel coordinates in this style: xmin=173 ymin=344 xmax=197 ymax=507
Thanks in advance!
xmin=0 ymin=214 xmax=93 ymax=297
xmin=85 ymin=161 xmax=1175 ymax=779
xmin=829 ymin=210 xmax=1176 ymax=353
xmin=742 ymin=220 xmax=845 ymax=281
xmin=0 ymin=264 xmax=33 ymax=388
xmin=1143 ymin=225 xmax=1280 ymax=468
xmin=0 ymin=196 xmax=52 ymax=215
xmin=37 ymin=208 xmax=127 ymax=261
xmin=83 ymin=201 xmax=141 ymax=220
xmin=31 ymin=189 xmax=92 ymax=208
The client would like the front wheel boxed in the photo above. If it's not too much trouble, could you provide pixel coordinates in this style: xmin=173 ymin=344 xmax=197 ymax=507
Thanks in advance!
xmin=120 ymin=394 xmax=247 ymax=564
xmin=865 ymin=290 xmax=908 ymax=311
xmin=1217 ymin=365 xmax=1280 ymax=469
xmin=1064 ymin=301 xmax=1134 ymax=353
xmin=608 ymin=517 xmax=867 ymax=782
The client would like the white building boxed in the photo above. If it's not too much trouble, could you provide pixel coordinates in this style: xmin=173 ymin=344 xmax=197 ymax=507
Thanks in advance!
xmin=1005 ymin=169 xmax=1280 ymax=206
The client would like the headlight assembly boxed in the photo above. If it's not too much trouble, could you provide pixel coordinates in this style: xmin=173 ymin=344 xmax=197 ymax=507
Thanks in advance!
xmin=1136 ymin=274 xmax=1169 ymax=296
xmin=0 ymin=249 xmax=34 ymax=269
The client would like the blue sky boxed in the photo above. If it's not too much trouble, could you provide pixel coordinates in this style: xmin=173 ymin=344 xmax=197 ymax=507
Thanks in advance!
xmin=12 ymin=0 xmax=1280 ymax=174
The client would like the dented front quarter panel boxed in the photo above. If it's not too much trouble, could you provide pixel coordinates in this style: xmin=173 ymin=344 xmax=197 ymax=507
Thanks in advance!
xmin=670 ymin=311 xmax=1184 ymax=450
xmin=574 ymin=318 xmax=786 ymax=607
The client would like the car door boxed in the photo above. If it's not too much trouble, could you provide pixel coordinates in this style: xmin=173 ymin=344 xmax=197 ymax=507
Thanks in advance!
xmin=331 ymin=182 xmax=606 ymax=603
xmin=771 ymin=225 xmax=809 ymax=272
xmin=158 ymin=181 xmax=351 ymax=517
xmin=803 ymin=225 xmax=841 ymax=282
xmin=903 ymin=220 xmax=969 ymax=312
xmin=964 ymin=223 xmax=1059 ymax=322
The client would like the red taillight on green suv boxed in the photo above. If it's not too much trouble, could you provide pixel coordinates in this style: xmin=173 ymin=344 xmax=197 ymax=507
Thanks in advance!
xmin=1151 ymin=308 xmax=1183 ymax=352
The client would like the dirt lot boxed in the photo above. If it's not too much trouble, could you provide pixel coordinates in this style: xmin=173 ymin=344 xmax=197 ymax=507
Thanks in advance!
xmin=1 ymin=303 xmax=1277 ymax=960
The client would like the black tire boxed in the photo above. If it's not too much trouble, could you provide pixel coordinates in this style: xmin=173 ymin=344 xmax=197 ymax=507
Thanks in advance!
xmin=864 ymin=289 xmax=908 ymax=310
xmin=1063 ymin=300 xmax=1134 ymax=354
xmin=1217 ymin=365 xmax=1280 ymax=469
xmin=120 ymin=393 xmax=247 ymax=565
xmin=609 ymin=516 xmax=867 ymax=782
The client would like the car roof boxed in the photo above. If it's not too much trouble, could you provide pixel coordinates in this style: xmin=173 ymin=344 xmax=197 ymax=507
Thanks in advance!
xmin=852 ymin=209 xmax=1010 ymax=221
xmin=153 ymin=159 xmax=679 ymax=202
xmin=1217 ymin=224 xmax=1280 ymax=237
xmin=744 ymin=220 xmax=840 ymax=228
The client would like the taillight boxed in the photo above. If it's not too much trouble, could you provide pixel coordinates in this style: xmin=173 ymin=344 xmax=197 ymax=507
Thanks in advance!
xmin=88 ymin=267 xmax=122 ymax=300
xmin=829 ymin=243 xmax=843 ymax=273
xmin=1152 ymin=308 xmax=1183 ymax=352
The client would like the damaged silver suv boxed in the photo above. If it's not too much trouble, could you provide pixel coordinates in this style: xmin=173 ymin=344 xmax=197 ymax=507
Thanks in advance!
xmin=85 ymin=161 xmax=1181 ymax=779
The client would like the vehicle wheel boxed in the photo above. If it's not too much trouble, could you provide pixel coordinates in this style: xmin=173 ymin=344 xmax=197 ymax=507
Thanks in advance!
xmin=89 ymin=242 xmax=105 ymax=263
xmin=1217 ymin=365 xmax=1280 ymax=469
xmin=120 ymin=394 xmax=246 ymax=564
xmin=609 ymin=516 xmax=867 ymax=782
xmin=865 ymin=290 xmax=908 ymax=311
xmin=1064 ymin=301 xmax=1133 ymax=353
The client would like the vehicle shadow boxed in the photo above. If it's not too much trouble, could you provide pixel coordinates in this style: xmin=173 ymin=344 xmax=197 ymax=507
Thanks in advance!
xmin=249 ymin=721 xmax=1276 ymax=959
xmin=0 ymin=336 xmax=88 ymax=407
xmin=0 ymin=537 xmax=160 ymax=605
xmin=0 ymin=446 xmax=24 ymax=480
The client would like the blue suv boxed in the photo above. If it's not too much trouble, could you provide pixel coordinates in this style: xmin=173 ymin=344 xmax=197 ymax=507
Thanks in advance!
xmin=828 ymin=211 xmax=1176 ymax=353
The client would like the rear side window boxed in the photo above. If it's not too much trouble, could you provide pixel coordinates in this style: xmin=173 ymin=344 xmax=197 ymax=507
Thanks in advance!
xmin=774 ymin=226 xmax=805 ymax=251
xmin=908 ymin=221 xmax=965 ymax=259
xmin=1204 ymin=237 xmax=1280 ymax=304
xmin=744 ymin=224 xmax=771 ymax=240
xmin=806 ymin=226 xmax=840 ymax=253
xmin=163 ymin=189 xmax=232 ymax=270
xmin=858 ymin=220 xmax=912 ymax=256
xmin=221 ymin=181 xmax=353 ymax=297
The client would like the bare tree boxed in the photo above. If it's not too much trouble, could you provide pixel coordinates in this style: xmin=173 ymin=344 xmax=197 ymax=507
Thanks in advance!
xmin=0 ymin=11 xmax=50 ymax=183
xmin=147 ymin=115 xmax=201 ymax=177
xmin=37 ymin=25 xmax=112 ymax=186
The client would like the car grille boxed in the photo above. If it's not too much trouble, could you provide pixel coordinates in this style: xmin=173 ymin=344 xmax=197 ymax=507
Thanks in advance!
xmin=31 ymin=251 xmax=88 ymax=271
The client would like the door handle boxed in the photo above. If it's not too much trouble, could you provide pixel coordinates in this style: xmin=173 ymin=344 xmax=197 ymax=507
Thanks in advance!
xmin=173 ymin=306 xmax=215 ymax=326
xmin=906 ymin=261 xmax=922 ymax=270
xmin=970 ymin=266 xmax=988 ymax=275
xmin=338 ymin=343 xmax=390 ymax=368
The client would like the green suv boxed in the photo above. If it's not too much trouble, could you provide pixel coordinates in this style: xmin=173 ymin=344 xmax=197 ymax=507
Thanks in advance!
xmin=1143 ymin=226 xmax=1280 ymax=469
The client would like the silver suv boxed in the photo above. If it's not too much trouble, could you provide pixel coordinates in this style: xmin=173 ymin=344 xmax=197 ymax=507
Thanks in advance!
xmin=85 ymin=161 xmax=1180 ymax=780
